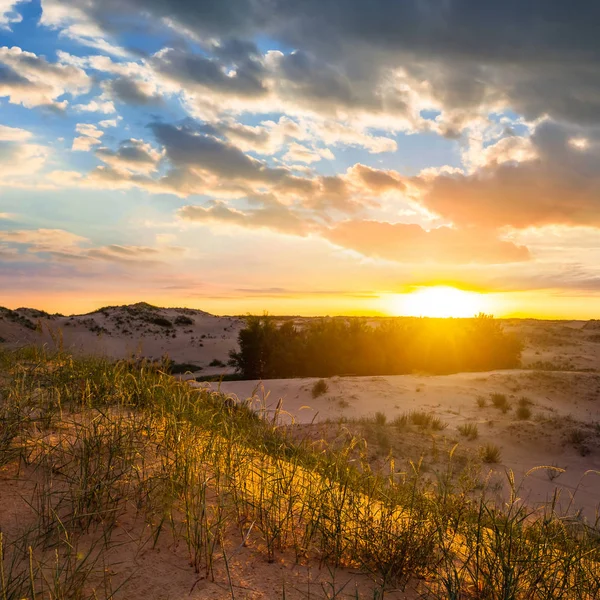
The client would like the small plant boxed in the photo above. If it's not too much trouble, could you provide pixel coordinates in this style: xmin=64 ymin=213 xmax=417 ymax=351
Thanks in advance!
xmin=515 ymin=405 xmax=531 ymax=420
xmin=311 ymin=378 xmax=329 ymax=398
xmin=476 ymin=396 xmax=486 ymax=408
xmin=457 ymin=423 xmax=479 ymax=440
xmin=392 ymin=413 xmax=409 ymax=430
xmin=209 ymin=358 xmax=226 ymax=367
xmin=170 ymin=362 xmax=202 ymax=374
xmin=546 ymin=465 xmax=565 ymax=481
xmin=174 ymin=315 xmax=194 ymax=326
xmin=480 ymin=443 xmax=502 ymax=463
xmin=490 ymin=393 xmax=510 ymax=413
xmin=408 ymin=411 xmax=447 ymax=431
xmin=374 ymin=411 xmax=387 ymax=426
xmin=568 ymin=428 xmax=588 ymax=445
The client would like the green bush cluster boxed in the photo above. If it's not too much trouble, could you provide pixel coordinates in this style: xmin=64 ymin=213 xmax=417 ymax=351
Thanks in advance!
xmin=229 ymin=314 xmax=523 ymax=379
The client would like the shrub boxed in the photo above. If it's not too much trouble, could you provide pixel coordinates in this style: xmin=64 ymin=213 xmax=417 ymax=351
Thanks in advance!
xmin=149 ymin=316 xmax=173 ymax=328
xmin=480 ymin=443 xmax=502 ymax=464
xmin=311 ymin=378 xmax=329 ymax=398
xmin=209 ymin=358 xmax=226 ymax=368
xmin=490 ymin=393 xmax=510 ymax=413
xmin=457 ymin=423 xmax=479 ymax=440
xmin=374 ymin=411 xmax=387 ymax=426
xmin=476 ymin=396 xmax=487 ymax=408
xmin=174 ymin=315 xmax=194 ymax=326
xmin=170 ymin=362 xmax=202 ymax=375
xmin=228 ymin=314 xmax=523 ymax=379
xmin=408 ymin=411 xmax=447 ymax=431
xmin=515 ymin=405 xmax=531 ymax=420
xmin=392 ymin=414 xmax=409 ymax=431
xmin=568 ymin=429 xmax=588 ymax=445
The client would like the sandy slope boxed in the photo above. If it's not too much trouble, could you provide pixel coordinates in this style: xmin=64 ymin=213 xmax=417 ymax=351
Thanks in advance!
xmin=202 ymin=370 xmax=600 ymax=519
xmin=3 ymin=304 xmax=600 ymax=517
xmin=0 ymin=303 xmax=243 ymax=371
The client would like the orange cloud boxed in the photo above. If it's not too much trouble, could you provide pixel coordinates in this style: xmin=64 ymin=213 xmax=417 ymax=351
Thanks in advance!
xmin=324 ymin=220 xmax=530 ymax=264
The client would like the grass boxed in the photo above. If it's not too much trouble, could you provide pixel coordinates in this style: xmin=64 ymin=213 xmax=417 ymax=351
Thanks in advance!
xmin=515 ymin=405 xmax=532 ymax=420
xmin=480 ymin=443 xmax=502 ymax=463
xmin=0 ymin=346 xmax=599 ymax=599
xmin=457 ymin=423 xmax=479 ymax=440
xmin=312 ymin=378 xmax=329 ymax=398
xmin=490 ymin=392 xmax=511 ymax=413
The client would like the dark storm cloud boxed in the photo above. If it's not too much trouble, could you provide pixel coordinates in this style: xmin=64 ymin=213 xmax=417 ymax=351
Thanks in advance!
xmin=149 ymin=122 xmax=290 ymax=183
xmin=106 ymin=77 xmax=164 ymax=105
xmin=151 ymin=47 xmax=267 ymax=98
xmin=44 ymin=0 xmax=600 ymax=125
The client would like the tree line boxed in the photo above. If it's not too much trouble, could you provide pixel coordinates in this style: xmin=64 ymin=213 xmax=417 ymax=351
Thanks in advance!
xmin=228 ymin=314 xmax=523 ymax=379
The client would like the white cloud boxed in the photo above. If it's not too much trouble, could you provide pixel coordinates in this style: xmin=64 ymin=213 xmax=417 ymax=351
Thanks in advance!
xmin=0 ymin=0 xmax=29 ymax=30
xmin=0 ymin=45 xmax=90 ymax=109
xmin=282 ymin=142 xmax=335 ymax=164
xmin=72 ymin=136 xmax=102 ymax=151
xmin=74 ymin=98 xmax=116 ymax=113
xmin=0 ymin=123 xmax=32 ymax=142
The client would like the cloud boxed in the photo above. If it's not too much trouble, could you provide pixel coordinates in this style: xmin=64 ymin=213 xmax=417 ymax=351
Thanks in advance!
xmin=0 ymin=127 xmax=49 ymax=184
xmin=0 ymin=228 xmax=87 ymax=251
xmin=95 ymin=138 xmax=163 ymax=173
xmin=99 ymin=118 xmax=119 ymax=128
xmin=178 ymin=200 xmax=312 ymax=236
xmin=0 ymin=46 xmax=90 ymax=109
xmin=150 ymin=122 xmax=292 ymax=186
xmin=0 ymin=123 xmax=32 ymax=142
xmin=74 ymin=98 xmax=116 ymax=113
xmin=0 ymin=227 xmax=184 ymax=265
xmin=416 ymin=121 xmax=600 ymax=229
xmin=38 ymin=0 xmax=600 ymax=131
xmin=152 ymin=46 xmax=267 ymax=99
xmin=105 ymin=76 xmax=163 ymax=105
xmin=282 ymin=142 xmax=334 ymax=164
xmin=324 ymin=220 xmax=530 ymax=264
xmin=0 ymin=0 xmax=28 ymax=30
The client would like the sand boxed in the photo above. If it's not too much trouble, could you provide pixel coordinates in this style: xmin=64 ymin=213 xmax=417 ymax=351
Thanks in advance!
xmin=2 ymin=304 xmax=600 ymax=598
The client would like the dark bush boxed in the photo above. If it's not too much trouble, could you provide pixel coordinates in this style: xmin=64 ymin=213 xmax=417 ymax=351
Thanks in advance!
xmin=229 ymin=314 xmax=522 ymax=379
xmin=170 ymin=362 xmax=202 ymax=374
xmin=174 ymin=315 xmax=194 ymax=326
xmin=149 ymin=316 xmax=173 ymax=328
xmin=311 ymin=379 xmax=329 ymax=398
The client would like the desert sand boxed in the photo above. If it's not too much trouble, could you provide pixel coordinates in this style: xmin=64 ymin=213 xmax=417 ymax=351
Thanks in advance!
xmin=3 ymin=303 xmax=599 ymax=517
xmin=2 ymin=303 xmax=600 ymax=598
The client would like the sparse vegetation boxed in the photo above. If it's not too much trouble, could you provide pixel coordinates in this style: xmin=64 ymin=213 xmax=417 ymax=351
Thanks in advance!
xmin=480 ymin=443 xmax=502 ymax=463
xmin=174 ymin=315 xmax=194 ymax=326
xmin=516 ymin=405 xmax=532 ymax=420
xmin=209 ymin=358 xmax=226 ymax=367
xmin=169 ymin=362 xmax=202 ymax=374
xmin=311 ymin=378 xmax=329 ymax=398
xmin=490 ymin=392 xmax=510 ymax=413
xmin=229 ymin=314 xmax=523 ymax=379
xmin=0 ymin=347 xmax=599 ymax=600
xmin=457 ymin=422 xmax=479 ymax=440
xmin=476 ymin=395 xmax=487 ymax=408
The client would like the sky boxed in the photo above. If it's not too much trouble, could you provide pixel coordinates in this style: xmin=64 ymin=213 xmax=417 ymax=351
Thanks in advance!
xmin=1 ymin=1 xmax=600 ymax=318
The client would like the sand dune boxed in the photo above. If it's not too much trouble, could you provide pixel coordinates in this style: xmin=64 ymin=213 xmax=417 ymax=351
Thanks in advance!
xmin=3 ymin=303 xmax=600 ymax=518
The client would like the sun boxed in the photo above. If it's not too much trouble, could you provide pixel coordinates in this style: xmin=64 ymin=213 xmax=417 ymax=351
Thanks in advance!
xmin=384 ymin=286 xmax=487 ymax=318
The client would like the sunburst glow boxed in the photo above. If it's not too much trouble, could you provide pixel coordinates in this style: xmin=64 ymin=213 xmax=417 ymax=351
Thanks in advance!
xmin=385 ymin=286 xmax=488 ymax=318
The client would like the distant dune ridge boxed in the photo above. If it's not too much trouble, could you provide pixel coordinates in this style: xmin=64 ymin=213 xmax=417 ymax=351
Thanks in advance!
xmin=0 ymin=302 xmax=243 ymax=372
xmin=3 ymin=302 xmax=600 ymax=373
